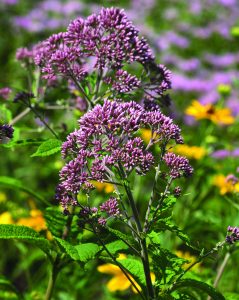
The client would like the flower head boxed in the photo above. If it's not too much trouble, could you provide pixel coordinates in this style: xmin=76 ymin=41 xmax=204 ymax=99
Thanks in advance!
xmin=0 ymin=87 xmax=12 ymax=99
xmin=172 ymin=144 xmax=206 ymax=160
xmin=226 ymin=226 xmax=239 ymax=244
xmin=29 ymin=7 xmax=171 ymax=106
xmin=163 ymin=152 xmax=193 ymax=179
xmin=17 ymin=209 xmax=47 ymax=232
xmin=0 ymin=124 xmax=14 ymax=143
xmin=100 ymin=197 xmax=120 ymax=217
xmin=185 ymin=100 xmax=235 ymax=125
xmin=214 ymin=174 xmax=239 ymax=195
xmin=57 ymin=100 xmax=183 ymax=209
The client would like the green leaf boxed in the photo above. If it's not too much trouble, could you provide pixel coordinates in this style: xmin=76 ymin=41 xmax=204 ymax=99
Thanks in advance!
xmin=119 ymin=258 xmax=146 ymax=288
xmin=171 ymin=279 xmax=225 ymax=300
xmin=154 ymin=219 xmax=192 ymax=246
xmin=75 ymin=243 xmax=101 ymax=262
xmin=31 ymin=139 xmax=61 ymax=157
xmin=107 ymin=227 xmax=137 ymax=249
xmin=0 ymin=105 xmax=12 ymax=123
xmin=55 ymin=238 xmax=100 ymax=262
xmin=104 ymin=240 xmax=129 ymax=255
xmin=224 ymin=293 xmax=239 ymax=300
xmin=44 ymin=207 xmax=68 ymax=238
xmin=0 ymin=176 xmax=48 ymax=205
xmin=0 ymin=225 xmax=51 ymax=255
xmin=54 ymin=237 xmax=79 ymax=260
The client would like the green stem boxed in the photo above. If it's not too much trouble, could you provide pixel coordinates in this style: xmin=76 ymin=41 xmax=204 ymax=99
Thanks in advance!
xmin=143 ymin=144 xmax=167 ymax=233
xmin=45 ymin=257 xmax=60 ymax=300
xmin=70 ymin=74 xmax=94 ymax=108
xmin=91 ymin=224 xmax=146 ymax=300
xmin=118 ymin=165 xmax=155 ymax=299
xmin=29 ymin=105 xmax=59 ymax=140
xmin=213 ymin=252 xmax=230 ymax=288
xmin=171 ymin=241 xmax=225 ymax=288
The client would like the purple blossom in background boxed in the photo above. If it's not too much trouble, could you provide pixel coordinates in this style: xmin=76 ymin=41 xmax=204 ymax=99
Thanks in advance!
xmin=212 ymin=148 xmax=239 ymax=159
xmin=0 ymin=87 xmax=11 ymax=99
xmin=57 ymin=99 xmax=183 ymax=210
xmin=1 ymin=0 xmax=18 ymax=5
xmin=211 ymin=150 xmax=231 ymax=159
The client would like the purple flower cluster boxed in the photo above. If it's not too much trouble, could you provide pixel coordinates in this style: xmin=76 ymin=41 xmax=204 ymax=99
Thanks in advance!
xmin=57 ymin=99 xmax=183 ymax=209
xmin=100 ymin=197 xmax=120 ymax=217
xmin=163 ymin=152 xmax=193 ymax=179
xmin=226 ymin=226 xmax=239 ymax=244
xmin=0 ymin=124 xmax=14 ymax=142
xmin=34 ymin=8 xmax=153 ymax=79
xmin=15 ymin=7 xmax=171 ymax=107
xmin=112 ymin=70 xmax=141 ymax=93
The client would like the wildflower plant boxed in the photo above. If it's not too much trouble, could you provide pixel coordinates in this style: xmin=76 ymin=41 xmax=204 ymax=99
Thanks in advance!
xmin=0 ymin=6 xmax=237 ymax=300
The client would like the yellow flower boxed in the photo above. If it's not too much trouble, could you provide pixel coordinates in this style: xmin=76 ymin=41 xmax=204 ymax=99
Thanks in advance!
xmin=97 ymin=254 xmax=155 ymax=293
xmin=0 ymin=211 xmax=14 ymax=224
xmin=172 ymin=144 xmax=206 ymax=160
xmin=214 ymin=174 xmax=239 ymax=195
xmin=185 ymin=100 xmax=235 ymax=125
xmin=17 ymin=209 xmax=47 ymax=232
xmin=91 ymin=181 xmax=115 ymax=194
xmin=176 ymin=251 xmax=200 ymax=271
xmin=140 ymin=129 xmax=152 ymax=144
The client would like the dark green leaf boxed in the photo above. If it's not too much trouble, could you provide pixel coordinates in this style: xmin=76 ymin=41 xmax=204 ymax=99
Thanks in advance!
xmin=31 ymin=139 xmax=61 ymax=157
xmin=171 ymin=279 xmax=225 ymax=300
xmin=0 ymin=225 xmax=51 ymax=255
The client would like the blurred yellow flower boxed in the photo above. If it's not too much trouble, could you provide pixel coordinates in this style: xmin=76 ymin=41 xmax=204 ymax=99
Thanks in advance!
xmin=97 ymin=254 xmax=155 ymax=293
xmin=176 ymin=250 xmax=200 ymax=271
xmin=214 ymin=174 xmax=239 ymax=195
xmin=0 ymin=211 xmax=14 ymax=224
xmin=185 ymin=100 xmax=235 ymax=125
xmin=17 ymin=209 xmax=47 ymax=232
xmin=172 ymin=144 xmax=206 ymax=160
xmin=140 ymin=129 xmax=152 ymax=144
xmin=92 ymin=181 xmax=115 ymax=194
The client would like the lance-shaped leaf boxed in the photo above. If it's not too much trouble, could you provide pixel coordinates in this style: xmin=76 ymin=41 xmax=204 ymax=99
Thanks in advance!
xmin=31 ymin=139 xmax=61 ymax=157
xmin=171 ymin=279 xmax=225 ymax=300
xmin=0 ymin=224 xmax=51 ymax=255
